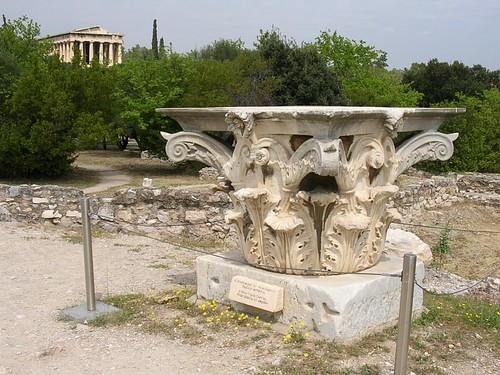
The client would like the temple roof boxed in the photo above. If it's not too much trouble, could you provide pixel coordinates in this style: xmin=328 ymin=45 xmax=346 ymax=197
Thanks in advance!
xmin=73 ymin=26 xmax=109 ymax=34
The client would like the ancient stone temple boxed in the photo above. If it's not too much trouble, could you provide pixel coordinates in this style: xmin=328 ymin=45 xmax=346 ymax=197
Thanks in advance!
xmin=45 ymin=26 xmax=123 ymax=65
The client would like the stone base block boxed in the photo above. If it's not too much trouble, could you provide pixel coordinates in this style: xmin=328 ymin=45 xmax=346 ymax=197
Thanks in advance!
xmin=197 ymin=253 xmax=424 ymax=342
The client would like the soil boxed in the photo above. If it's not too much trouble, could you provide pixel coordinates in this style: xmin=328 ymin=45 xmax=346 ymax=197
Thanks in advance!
xmin=0 ymin=164 xmax=499 ymax=374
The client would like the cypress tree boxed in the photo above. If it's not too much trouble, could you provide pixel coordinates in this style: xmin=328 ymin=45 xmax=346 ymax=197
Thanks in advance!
xmin=159 ymin=37 xmax=165 ymax=57
xmin=151 ymin=19 xmax=159 ymax=60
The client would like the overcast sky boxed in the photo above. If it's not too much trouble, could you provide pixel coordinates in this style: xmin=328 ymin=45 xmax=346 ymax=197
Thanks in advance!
xmin=2 ymin=0 xmax=499 ymax=70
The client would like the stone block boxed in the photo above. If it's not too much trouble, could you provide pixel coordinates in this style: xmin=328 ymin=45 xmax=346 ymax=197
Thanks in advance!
xmin=185 ymin=210 xmax=207 ymax=223
xmin=8 ymin=186 xmax=21 ymax=198
xmin=33 ymin=197 xmax=49 ymax=204
xmin=41 ymin=209 xmax=62 ymax=219
xmin=385 ymin=228 xmax=433 ymax=266
xmin=197 ymin=252 xmax=424 ymax=342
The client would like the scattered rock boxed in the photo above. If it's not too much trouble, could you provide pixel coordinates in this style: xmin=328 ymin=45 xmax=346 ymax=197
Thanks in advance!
xmin=384 ymin=228 xmax=433 ymax=265
xmin=41 ymin=209 xmax=62 ymax=219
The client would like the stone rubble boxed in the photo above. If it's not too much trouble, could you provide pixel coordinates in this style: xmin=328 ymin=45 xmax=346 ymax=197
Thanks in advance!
xmin=423 ymin=269 xmax=499 ymax=303
xmin=1 ymin=172 xmax=497 ymax=237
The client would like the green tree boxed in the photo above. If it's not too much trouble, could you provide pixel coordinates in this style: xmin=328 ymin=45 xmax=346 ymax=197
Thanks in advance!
xmin=0 ymin=53 xmax=78 ymax=177
xmin=314 ymin=30 xmax=421 ymax=106
xmin=114 ymin=51 xmax=188 ymax=155
xmin=0 ymin=16 xmax=79 ymax=178
xmin=179 ymin=58 xmax=234 ymax=107
xmin=190 ymin=38 xmax=246 ymax=61
xmin=256 ymin=29 xmax=344 ymax=105
xmin=159 ymin=37 xmax=166 ymax=57
xmin=0 ymin=15 xmax=51 ymax=114
xmin=69 ymin=57 xmax=121 ymax=149
xmin=402 ymin=59 xmax=500 ymax=106
xmin=423 ymin=89 xmax=499 ymax=173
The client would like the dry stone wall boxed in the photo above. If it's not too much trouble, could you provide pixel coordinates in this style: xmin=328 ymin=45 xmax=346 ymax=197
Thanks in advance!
xmin=0 ymin=173 xmax=498 ymax=240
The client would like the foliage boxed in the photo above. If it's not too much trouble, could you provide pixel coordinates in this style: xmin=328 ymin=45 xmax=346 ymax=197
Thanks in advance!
xmin=69 ymin=57 xmax=122 ymax=149
xmin=421 ymin=89 xmax=499 ymax=173
xmin=1 ymin=16 xmax=497 ymax=176
xmin=0 ymin=16 xmax=79 ymax=178
xmin=314 ymin=30 xmax=422 ymax=106
xmin=402 ymin=59 xmax=500 ymax=107
xmin=114 ymin=50 xmax=189 ymax=155
xmin=432 ymin=225 xmax=452 ymax=269
xmin=178 ymin=58 xmax=234 ymax=107
xmin=256 ymin=28 xmax=345 ymax=105
xmin=151 ymin=19 xmax=159 ymax=60
xmin=0 ymin=16 xmax=51 ymax=114
xmin=190 ymin=38 xmax=246 ymax=61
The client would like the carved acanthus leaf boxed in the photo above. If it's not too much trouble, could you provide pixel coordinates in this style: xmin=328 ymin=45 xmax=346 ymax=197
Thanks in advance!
xmin=395 ymin=132 xmax=458 ymax=176
xmin=162 ymin=131 xmax=232 ymax=173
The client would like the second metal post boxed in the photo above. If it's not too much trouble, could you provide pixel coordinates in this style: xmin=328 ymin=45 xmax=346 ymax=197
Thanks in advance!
xmin=81 ymin=197 xmax=96 ymax=311
xmin=394 ymin=253 xmax=417 ymax=375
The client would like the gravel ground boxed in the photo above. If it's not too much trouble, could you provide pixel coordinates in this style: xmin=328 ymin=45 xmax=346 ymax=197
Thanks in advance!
xmin=1 ymin=221 xmax=498 ymax=375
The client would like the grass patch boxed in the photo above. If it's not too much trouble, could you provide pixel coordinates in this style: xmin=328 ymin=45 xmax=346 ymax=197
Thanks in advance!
xmin=148 ymin=262 xmax=171 ymax=270
xmin=415 ymin=294 xmax=499 ymax=332
xmin=89 ymin=294 xmax=151 ymax=327
xmin=77 ymin=287 xmax=498 ymax=374
xmin=0 ymin=150 xmax=211 ymax=190
xmin=169 ymin=233 xmax=229 ymax=254
xmin=75 ymin=150 xmax=209 ymax=189
xmin=0 ymin=166 xmax=99 ymax=189
xmin=62 ymin=233 xmax=83 ymax=244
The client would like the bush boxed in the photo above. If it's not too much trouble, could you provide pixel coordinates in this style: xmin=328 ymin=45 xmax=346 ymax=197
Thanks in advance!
xmin=421 ymin=89 xmax=499 ymax=173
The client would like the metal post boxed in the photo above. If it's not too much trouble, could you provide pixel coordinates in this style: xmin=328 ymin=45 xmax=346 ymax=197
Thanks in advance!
xmin=81 ymin=197 xmax=96 ymax=311
xmin=394 ymin=253 xmax=417 ymax=375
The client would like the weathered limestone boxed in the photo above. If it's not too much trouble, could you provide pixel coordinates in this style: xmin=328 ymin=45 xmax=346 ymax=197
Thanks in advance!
xmin=158 ymin=106 xmax=464 ymax=274
xmin=197 ymin=252 xmax=425 ymax=342
xmin=44 ymin=26 xmax=123 ymax=66
xmin=384 ymin=228 xmax=433 ymax=266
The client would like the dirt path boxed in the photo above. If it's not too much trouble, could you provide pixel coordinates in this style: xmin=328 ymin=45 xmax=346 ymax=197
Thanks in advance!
xmin=75 ymin=163 xmax=132 ymax=194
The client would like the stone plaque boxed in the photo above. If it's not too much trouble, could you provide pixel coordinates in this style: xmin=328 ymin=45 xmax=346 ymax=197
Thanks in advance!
xmin=228 ymin=276 xmax=284 ymax=312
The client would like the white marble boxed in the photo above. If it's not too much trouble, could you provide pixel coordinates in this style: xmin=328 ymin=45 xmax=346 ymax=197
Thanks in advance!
xmin=197 ymin=252 xmax=424 ymax=341
xmin=158 ymin=106 xmax=464 ymax=274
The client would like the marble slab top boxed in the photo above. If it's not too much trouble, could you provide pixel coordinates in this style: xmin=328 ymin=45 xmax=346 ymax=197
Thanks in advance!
xmin=156 ymin=106 xmax=465 ymax=137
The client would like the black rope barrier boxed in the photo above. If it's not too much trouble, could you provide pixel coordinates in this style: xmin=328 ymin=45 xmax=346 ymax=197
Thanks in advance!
xmin=94 ymin=214 xmax=401 ymax=278
xmin=397 ymin=222 xmax=500 ymax=234
xmin=93 ymin=213 xmax=499 ymax=282
xmin=414 ymin=266 xmax=500 ymax=296
xmin=96 ymin=214 xmax=226 ymax=228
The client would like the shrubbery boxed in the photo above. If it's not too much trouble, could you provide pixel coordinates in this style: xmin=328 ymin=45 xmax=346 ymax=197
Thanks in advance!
xmin=1 ymin=16 xmax=498 ymax=178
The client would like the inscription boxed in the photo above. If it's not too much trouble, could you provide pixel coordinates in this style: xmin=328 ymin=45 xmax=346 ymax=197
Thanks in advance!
xmin=228 ymin=276 xmax=284 ymax=312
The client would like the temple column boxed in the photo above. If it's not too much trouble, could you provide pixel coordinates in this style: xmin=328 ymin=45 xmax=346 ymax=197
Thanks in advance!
xmin=63 ymin=42 xmax=68 ymax=62
xmin=98 ymin=42 xmax=103 ymax=64
xmin=89 ymin=42 xmax=94 ymax=62
xmin=110 ymin=43 xmax=116 ymax=65
xmin=117 ymin=43 xmax=122 ymax=64
xmin=69 ymin=41 xmax=74 ymax=61
xmin=79 ymin=42 xmax=84 ymax=62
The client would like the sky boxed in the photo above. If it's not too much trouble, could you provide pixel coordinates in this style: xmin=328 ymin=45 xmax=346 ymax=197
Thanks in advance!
xmin=2 ymin=0 xmax=499 ymax=70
